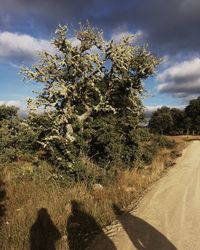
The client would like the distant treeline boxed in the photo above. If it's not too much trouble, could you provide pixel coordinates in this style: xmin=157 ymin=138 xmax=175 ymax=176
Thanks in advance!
xmin=149 ymin=96 xmax=200 ymax=135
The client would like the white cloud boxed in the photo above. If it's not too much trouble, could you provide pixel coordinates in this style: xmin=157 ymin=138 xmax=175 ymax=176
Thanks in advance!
xmin=145 ymin=105 xmax=163 ymax=113
xmin=0 ymin=100 xmax=21 ymax=107
xmin=111 ymin=28 xmax=145 ymax=44
xmin=0 ymin=31 xmax=55 ymax=62
xmin=0 ymin=31 xmax=84 ymax=64
xmin=157 ymin=57 xmax=200 ymax=99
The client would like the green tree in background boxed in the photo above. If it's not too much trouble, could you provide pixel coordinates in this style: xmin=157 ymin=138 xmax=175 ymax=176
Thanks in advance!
xmin=170 ymin=108 xmax=185 ymax=135
xmin=185 ymin=96 xmax=200 ymax=134
xmin=149 ymin=96 xmax=200 ymax=135
xmin=149 ymin=107 xmax=174 ymax=134
xmin=183 ymin=116 xmax=192 ymax=135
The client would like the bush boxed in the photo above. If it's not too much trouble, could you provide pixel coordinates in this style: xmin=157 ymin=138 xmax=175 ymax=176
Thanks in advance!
xmin=82 ymin=113 xmax=142 ymax=168
xmin=141 ymin=135 xmax=176 ymax=165
xmin=137 ymin=127 xmax=152 ymax=142
xmin=170 ymin=150 xmax=182 ymax=159
xmin=0 ymin=117 xmax=37 ymax=163
xmin=152 ymin=135 xmax=176 ymax=149
xmin=141 ymin=144 xmax=157 ymax=165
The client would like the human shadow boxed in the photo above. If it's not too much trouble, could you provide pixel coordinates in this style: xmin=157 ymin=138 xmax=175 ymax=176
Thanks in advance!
xmin=67 ymin=200 xmax=116 ymax=250
xmin=30 ymin=208 xmax=61 ymax=250
xmin=112 ymin=204 xmax=177 ymax=250
xmin=0 ymin=180 xmax=6 ymax=220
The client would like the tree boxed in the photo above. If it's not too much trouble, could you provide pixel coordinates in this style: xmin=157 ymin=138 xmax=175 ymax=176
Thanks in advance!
xmin=185 ymin=96 xmax=200 ymax=134
xmin=21 ymin=23 xmax=159 ymax=170
xmin=183 ymin=116 xmax=192 ymax=135
xmin=0 ymin=105 xmax=19 ymax=121
xmin=149 ymin=97 xmax=200 ymax=135
xmin=170 ymin=108 xmax=185 ymax=135
xmin=185 ymin=96 xmax=200 ymax=120
xmin=194 ymin=115 xmax=200 ymax=134
xmin=149 ymin=107 xmax=174 ymax=134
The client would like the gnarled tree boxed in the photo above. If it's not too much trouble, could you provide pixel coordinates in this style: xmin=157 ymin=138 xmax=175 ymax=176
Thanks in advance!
xmin=21 ymin=23 xmax=159 ymax=169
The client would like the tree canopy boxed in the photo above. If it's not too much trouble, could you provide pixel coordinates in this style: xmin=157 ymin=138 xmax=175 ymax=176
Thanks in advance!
xmin=21 ymin=23 xmax=159 ymax=169
xmin=185 ymin=96 xmax=200 ymax=133
xmin=149 ymin=107 xmax=174 ymax=134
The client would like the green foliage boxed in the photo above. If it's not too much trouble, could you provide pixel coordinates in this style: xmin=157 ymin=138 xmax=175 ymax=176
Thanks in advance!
xmin=183 ymin=117 xmax=192 ymax=135
xmin=83 ymin=113 xmax=141 ymax=168
xmin=26 ymin=112 xmax=55 ymax=151
xmin=0 ymin=105 xmax=18 ymax=121
xmin=185 ymin=96 xmax=200 ymax=134
xmin=0 ymin=115 xmax=36 ymax=163
xmin=0 ymin=105 xmax=175 ymax=182
xmin=0 ymin=104 xmax=41 ymax=164
xmin=149 ymin=96 xmax=200 ymax=135
xmin=153 ymin=134 xmax=176 ymax=149
xmin=170 ymin=108 xmax=185 ymax=135
xmin=137 ymin=127 xmax=152 ymax=142
xmin=149 ymin=107 xmax=174 ymax=134
xmin=20 ymin=23 xmax=159 ymax=173
xmin=141 ymin=144 xmax=157 ymax=165
xmin=141 ymin=135 xmax=176 ymax=165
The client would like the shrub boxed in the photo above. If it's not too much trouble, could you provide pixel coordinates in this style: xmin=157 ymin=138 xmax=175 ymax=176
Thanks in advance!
xmin=0 ymin=117 xmax=37 ymax=163
xmin=152 ymin=135 xmax=176 ymax=149
xmin=170 ymin=150 xmax=182 ymax=159
xmin=83 ymin=113 xmax=142 ymax=168
xmin=141 ymin=135 xmax=176 ymax=165
xmin=141 ymin=144 xmax=157 ymax=165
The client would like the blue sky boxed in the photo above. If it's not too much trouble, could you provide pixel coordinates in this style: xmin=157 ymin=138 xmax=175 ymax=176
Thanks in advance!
xmin=1 ymin=0 xmax=200 ymax=114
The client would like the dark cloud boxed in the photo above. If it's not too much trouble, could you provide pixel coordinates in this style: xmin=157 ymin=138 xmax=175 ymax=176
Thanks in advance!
xmin=96 ymin=0 xmax=200 ymax=55
xmin=1 ymin=0 xmax=200 ymax=55
xmin=0 ymin=0 xmax=100 ymax=35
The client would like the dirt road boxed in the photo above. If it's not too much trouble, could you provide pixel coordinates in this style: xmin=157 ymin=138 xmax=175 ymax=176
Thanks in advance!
xmin=89 ymin=141 xmax=200 ymax=250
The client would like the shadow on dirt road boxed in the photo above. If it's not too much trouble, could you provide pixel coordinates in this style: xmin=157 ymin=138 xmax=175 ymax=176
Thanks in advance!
xmin=113 ymin=204 xmax=177 ymax=250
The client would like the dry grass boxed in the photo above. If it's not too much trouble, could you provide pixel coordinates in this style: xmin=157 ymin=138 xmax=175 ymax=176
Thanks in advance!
xmin=0 ymin=145 xmax=181 ymax=250
xmin=167 ymin=135 xmax=200 ymax=154
xmin=169 ymin=135 xmax=200 ymax=143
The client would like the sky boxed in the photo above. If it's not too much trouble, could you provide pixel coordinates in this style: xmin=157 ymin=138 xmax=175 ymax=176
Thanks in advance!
xmin=1 ymin=0 xmax=200 ymax=115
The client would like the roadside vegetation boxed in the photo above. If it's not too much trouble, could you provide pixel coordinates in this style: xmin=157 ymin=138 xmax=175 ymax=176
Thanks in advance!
xmin=0 ymin=127 xmax=180 ymax=249
xmin=0 ymin=23 xmax=194 ymax=249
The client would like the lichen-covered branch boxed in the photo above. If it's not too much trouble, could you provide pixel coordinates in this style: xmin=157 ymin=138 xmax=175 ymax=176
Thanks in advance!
xmin=21 ymin=23 xmax=160 ymax=163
